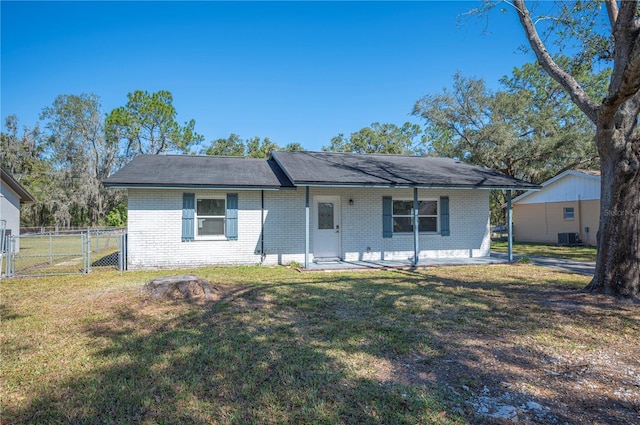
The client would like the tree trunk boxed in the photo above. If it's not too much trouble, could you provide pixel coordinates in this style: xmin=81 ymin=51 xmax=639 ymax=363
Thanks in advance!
xmin=586 ymin=134 xmax=640 ymax=298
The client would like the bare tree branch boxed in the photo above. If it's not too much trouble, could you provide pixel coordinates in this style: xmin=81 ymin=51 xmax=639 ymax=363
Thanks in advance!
xmin=512 ymin=0 xmax=600 ymax=123
xmin=605 ymin=0 xmax=618 ymax=30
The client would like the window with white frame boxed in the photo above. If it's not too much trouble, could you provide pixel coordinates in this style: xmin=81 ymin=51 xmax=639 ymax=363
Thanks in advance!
xmin=563 ymin=207 xmax=575 ymax=220
xmin=196 ymin=197 xmax=226 ymax=237
xmin=392 ymin=199 xmax=438 ymax=233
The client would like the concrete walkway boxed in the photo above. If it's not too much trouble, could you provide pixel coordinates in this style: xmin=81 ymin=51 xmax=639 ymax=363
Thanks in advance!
xmin=303 ymin=254 xmax=507 ymax=272
xmin=490 ymin=252 xmax=595 ymax=276
xmin=302 ymin=253 xmax=595 ymax=276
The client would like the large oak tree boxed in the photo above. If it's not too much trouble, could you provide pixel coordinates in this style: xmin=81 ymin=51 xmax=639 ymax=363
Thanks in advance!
xmin=497 ymin=0 xmax=639 ymax=297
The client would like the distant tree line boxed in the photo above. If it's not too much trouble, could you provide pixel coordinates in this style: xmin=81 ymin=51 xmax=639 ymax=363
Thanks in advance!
xmin=1 ymin=58 xmax=603 ymax=228
xmin=1 ymin=90 xmax=204 ymax=228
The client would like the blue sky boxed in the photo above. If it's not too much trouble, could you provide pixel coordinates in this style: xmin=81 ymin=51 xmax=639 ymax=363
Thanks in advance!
xmin=1 ymin=1 xmax=536 ymax=152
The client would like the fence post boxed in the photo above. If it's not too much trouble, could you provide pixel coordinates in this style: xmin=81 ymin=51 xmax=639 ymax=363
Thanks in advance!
xmin=6 ymin=236 xmax=15 ymax=277
xmin=49 ymin=232 xmax=53 ymax=265
xmin=118 ymin=232 xmax=128 ymax=271
xmin=86 ymin=232 xmax=92 ymax=273
xmin=118 ymin=233 xmax=123 ymax=271
xmin=123 ymin=233 xmax=127 ymax=271
xmin=0 ymin=220 xmax=5 ymax=278
xmin=82 ymin=233 xmax=86 ymax=274
xmin=5 ymin=237 xmax=9 ymax=277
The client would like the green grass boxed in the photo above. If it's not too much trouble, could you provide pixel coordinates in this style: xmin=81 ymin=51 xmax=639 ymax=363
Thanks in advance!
xmin=2 ymin=265 xmax=636 ymax=424
xmin=492 ymin=240 xmax=597 ymax=262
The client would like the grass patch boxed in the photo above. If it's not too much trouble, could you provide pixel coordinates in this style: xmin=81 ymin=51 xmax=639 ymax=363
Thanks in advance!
xmin=2 ymin=265 xmax=637 ymax=424
xmin=492 ymin=240 xmax=597 ymax=262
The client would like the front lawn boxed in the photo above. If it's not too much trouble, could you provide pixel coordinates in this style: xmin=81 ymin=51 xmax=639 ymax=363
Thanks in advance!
xmin=2 ymin=265 xmax=637 ymax=424
xmin=492 ymin=240 xmax=598 ymax=262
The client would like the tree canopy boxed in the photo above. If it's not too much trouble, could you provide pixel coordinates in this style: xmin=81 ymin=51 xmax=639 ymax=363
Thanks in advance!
xmin=1 ymin=90 xmax=206 ymax=228
xmin=413 ymin=58 xmax=607 ymax=184
xmin=106 ymin=90 xmax=204 ymax=159
xmin=2 ymin=95 xmax=124 ymax=227
xmin=323 ymin=122 xmax=425 ymax=155
xmin=201 ymin=134 xmax=305 ymax=158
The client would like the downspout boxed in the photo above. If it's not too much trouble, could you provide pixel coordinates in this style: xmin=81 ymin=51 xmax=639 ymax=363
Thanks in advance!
xmin=507 ymin=190 xmax=513 ymax=262
xmin=305 ymin=186 xmax=310 ymax=269
xmin=260 ymin=190 xmax=265 ymax=264
xmin=413 ymin=187 xmax=419 ymax=266
xmin=577 ymin=194 xmax=582 ymax=242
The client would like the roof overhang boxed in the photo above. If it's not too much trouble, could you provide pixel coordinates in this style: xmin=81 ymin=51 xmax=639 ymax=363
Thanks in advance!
xmin=1 ymin=168 xmax=36 ymax=203
xmin=102 ymin=183 xmax=295 ymax=191
xmin=294 ymin=182 xmax=541 ymax=191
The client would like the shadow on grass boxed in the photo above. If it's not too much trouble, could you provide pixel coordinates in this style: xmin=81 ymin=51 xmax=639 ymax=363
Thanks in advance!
xmin=6 ymin=268 xmax=638 ymax=424
xmin=91 ymin=251 xmax=119 ymax=267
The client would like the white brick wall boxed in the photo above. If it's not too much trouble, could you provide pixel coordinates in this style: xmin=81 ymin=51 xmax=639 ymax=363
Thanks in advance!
xmin=307 ymin=187 xmax=490 ymax=262
xmin=128 ymin=189 xmax=265 ymax=269
xmin=262 ymin=189 xmax=307 ymax=266
xmin=126 ymin=187 xmax=490 ymax=269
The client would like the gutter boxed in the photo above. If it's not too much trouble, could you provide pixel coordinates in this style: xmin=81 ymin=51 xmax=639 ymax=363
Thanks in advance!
xmin=291 ymin=182 xmax=542 ymax=191
xmin=102 ymin=184 xmax=295 ymax=191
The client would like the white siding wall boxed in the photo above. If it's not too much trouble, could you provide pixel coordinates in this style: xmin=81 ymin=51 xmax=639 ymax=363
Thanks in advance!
xmin=127 ymin=187 xmax=490 ymax=269
xmin=1 ymin=181 xmax=21 ymax=250
xmin=517 ymin=174 xmax=600 ymax=204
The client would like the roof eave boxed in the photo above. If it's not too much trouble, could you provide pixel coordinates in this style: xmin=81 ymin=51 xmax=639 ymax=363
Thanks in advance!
xmin=1 ymin=169 xmax=36 ymax=203
xmin=293 ymin=181 xmax=541 ymax=190
xmin=102 ymin=183 xmax=295 ymax=191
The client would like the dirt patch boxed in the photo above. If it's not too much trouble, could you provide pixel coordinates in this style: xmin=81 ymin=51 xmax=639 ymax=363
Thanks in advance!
xmin=384 ymin=289 xmax=640 ymax=424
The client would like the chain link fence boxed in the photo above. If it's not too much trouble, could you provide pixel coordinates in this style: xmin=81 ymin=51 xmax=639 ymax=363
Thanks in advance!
xmin=2 ymin=228 xmax=127 ymax=278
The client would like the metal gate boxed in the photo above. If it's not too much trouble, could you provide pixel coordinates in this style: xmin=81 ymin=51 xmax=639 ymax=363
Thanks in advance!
xmin=2 ymin=228 xmax=127 ymax=278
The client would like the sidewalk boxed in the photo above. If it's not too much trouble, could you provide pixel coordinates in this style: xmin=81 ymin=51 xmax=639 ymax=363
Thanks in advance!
xmin=490 ymin=252 xmax=595 ymax=276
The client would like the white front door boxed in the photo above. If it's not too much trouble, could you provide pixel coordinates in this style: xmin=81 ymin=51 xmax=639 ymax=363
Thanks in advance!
xmin=313 ymin=196 xmax=341 ymax=259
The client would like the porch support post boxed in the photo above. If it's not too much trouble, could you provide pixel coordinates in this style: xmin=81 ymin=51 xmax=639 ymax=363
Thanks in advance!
xmin=413 ymin=187 xmax=419 ymax=266
xmin=305 ymin=186 xmax=310 ymax=269
xmin=507 ymin=190 xmax=513 ymax=263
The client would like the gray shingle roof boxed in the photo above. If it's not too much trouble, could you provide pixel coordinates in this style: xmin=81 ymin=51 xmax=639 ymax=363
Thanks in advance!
xmin=102 ymin=155 xmax=294 ymax=189
xmin=271 ymin=151 xmax=540 ymax=189
xmin=103 ymin=152 xmax=540 ymax=190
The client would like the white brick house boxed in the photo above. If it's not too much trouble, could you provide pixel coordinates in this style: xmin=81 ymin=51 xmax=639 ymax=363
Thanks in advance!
xmin=103 ymin=152 xmax=538 ymax=270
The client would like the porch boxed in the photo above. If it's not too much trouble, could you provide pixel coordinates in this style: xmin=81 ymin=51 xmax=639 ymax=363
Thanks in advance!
xmin=301 ymin=252 xmax=508 ymax=271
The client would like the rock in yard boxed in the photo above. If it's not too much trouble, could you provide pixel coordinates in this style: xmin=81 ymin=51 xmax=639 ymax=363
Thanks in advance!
xmin=144 ymin=275 xmax=217 ymax=302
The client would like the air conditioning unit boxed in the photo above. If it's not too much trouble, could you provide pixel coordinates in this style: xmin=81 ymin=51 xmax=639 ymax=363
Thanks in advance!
xmin=558 ymin=232 xmax=579 ymax=246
